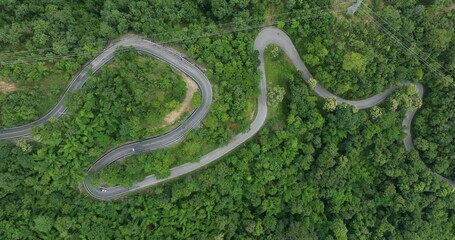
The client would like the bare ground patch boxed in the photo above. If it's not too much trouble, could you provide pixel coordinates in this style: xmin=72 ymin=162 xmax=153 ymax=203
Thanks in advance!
xmin=0 ymin=80 xmax=17 ymax=94
xmin=163 ymin=74 xmax=198 ymax=125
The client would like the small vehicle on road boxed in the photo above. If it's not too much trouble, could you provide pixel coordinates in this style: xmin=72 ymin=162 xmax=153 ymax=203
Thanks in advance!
xmin=132 ymin=148 xmax=135 ymax=152
xmin=100 ymin=187 xmax=107 ymax=193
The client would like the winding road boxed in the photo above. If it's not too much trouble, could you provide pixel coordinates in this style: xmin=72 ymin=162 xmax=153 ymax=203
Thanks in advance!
xmin=1 ymin=27 xmax=450 ymax=200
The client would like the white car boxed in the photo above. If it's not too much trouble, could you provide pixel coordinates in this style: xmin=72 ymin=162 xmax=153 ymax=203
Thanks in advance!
xmin=132 ymin=148 xmax=135 ymax=152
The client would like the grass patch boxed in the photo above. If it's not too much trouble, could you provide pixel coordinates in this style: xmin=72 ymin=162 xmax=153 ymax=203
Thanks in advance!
xmin=191 ymin=90 xmax=202 ymax=109
xmin=264 ymin=44 xmax=294 ymax=125
xmin=35 ymin=72 xmax=71 ymax=115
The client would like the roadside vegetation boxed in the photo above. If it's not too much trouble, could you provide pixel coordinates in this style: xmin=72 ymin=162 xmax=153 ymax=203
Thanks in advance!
xmin=0 ymin=0 xmax=454 ymax=239
xmin=2 ymin=67 xmax=452 ymax=238
xmin=0 ymin=69 xmax=75 ymax=128
xmin=30 ymin=48 xmax=196 ymax=183
xmin=91 ymin=44 xmax=293 ymax=188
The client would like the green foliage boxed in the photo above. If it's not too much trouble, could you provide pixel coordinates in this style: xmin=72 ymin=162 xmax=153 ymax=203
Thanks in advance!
xmin=0 ymin=0 xmax=454 ymax=239
xmin=279 ymin=0 xmax=455 ymax=179
xmin=269 ymin=44 xmax=283 ymax=60
xmin=33 ymin=215 xmax=54 ymax=233
xmin=386 ymin=84 xmax=422 ymax=112
xmin=191 ymin=91 xmax=202 ymax=109
xmin=323 ymin=98 xmax=337 ymax=112
xmin=342 ymin=52 xmax=367 ymax=73
xmin=370 ymin=106 xmax=383 ymax=119
xmin=4 ymin=67 xmax=455 ymax=238
xmin=308 ymin=77 xmax=318 ymax=90
xmin=426 ymin=28 xmax=453 ymax=51
xmin=14 ymin=138 xmax=32 ymax=153
xmin=267 ymin=86 xmax=285 ymax=106
xmin=27 ymin=49 xmax=188 ymax=187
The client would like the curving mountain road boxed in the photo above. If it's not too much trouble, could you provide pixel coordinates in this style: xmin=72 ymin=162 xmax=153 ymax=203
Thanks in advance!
xmin=0 ymin=38 xmax=213 ymax=141
xmin=1 ymin=27 xmax=450 ymax=200
xmin=86 ymin=27 xmax=443 ymax=200
xmin=81 ymin=39 xmax=214 ymax=199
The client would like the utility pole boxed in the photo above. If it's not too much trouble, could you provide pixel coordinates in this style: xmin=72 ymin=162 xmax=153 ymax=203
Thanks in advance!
xmin=347 ymin=0 xmax=363 ymax=15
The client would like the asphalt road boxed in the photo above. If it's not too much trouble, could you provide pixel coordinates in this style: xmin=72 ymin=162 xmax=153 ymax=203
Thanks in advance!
xmin=86 ymin=28 xmax=438 ymax=200
xmin=1 ymin=27 xmax=450 ymax=200
xmin=0 ymin=59 xmax=90 ymax=140
xmin=81 ymin=38 xmax=213 ymax=199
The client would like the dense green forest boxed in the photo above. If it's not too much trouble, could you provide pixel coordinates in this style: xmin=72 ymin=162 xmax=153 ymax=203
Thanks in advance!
xmin=98 ymin=0 xmax=455 ymax=182
xmin=1 ymin=0 xmax=455 ymax=239
xmin=280 ymin=0 xmax=455 ymax=178
xmin=2 ymin=66 xmax=453 ymax=238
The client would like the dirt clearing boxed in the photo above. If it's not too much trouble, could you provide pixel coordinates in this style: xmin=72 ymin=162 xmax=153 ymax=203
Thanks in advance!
xmin=0 ymin=80 xmax=17 ymax=94
xmin=163 ymin=74 xmax=198 ymax=125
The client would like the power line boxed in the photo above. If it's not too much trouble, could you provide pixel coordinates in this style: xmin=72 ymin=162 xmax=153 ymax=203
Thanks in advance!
xmin=365 ymin=16 xmax=447 ymax=79
xmin=1 ymin=4 xmax=348 ymax=65
xmin=0 ymin=0 xmax=354 ymax=60
xmin=0 ymin=40 xmax=108 ymax=57
xmin=362 ymin=3 xmax=454 ymax=76
xmin=0 ymin=52 xmax=94 ymax=66
xmin=161 ymin=9 xmax=340 ymax=45
xmin=358 ymin=8 xmax=449 ymax=79
xmin=360 ymin=3 xmax=454 ymax=78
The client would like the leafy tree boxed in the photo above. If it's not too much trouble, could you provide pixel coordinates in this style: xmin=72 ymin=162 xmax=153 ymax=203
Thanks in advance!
xmin=426 ymin=28 xmax=453 ymax=51
xmin=267 ymin=86 xmax=286 ymax=106
xmin=342 ymin=52 xmax=367 ymax=73
xmin=269 ymin=44 xmax=283 ymax=60
xmin=308 ymin=77 xmax=318 ymax=90
xmin=14 ymin=138 xmax=32 ymax=152
xmin=323 ymin=97 xmax=337 ymax=112
xmin=0 ymin=1 xmax=454 ymax=239
xmin=33 ymin=215 xmax=54 ymax=233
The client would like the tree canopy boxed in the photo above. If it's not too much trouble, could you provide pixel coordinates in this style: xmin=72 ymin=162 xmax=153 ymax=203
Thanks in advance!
xmin=0 ymin=0 xmax=454 ymax=239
